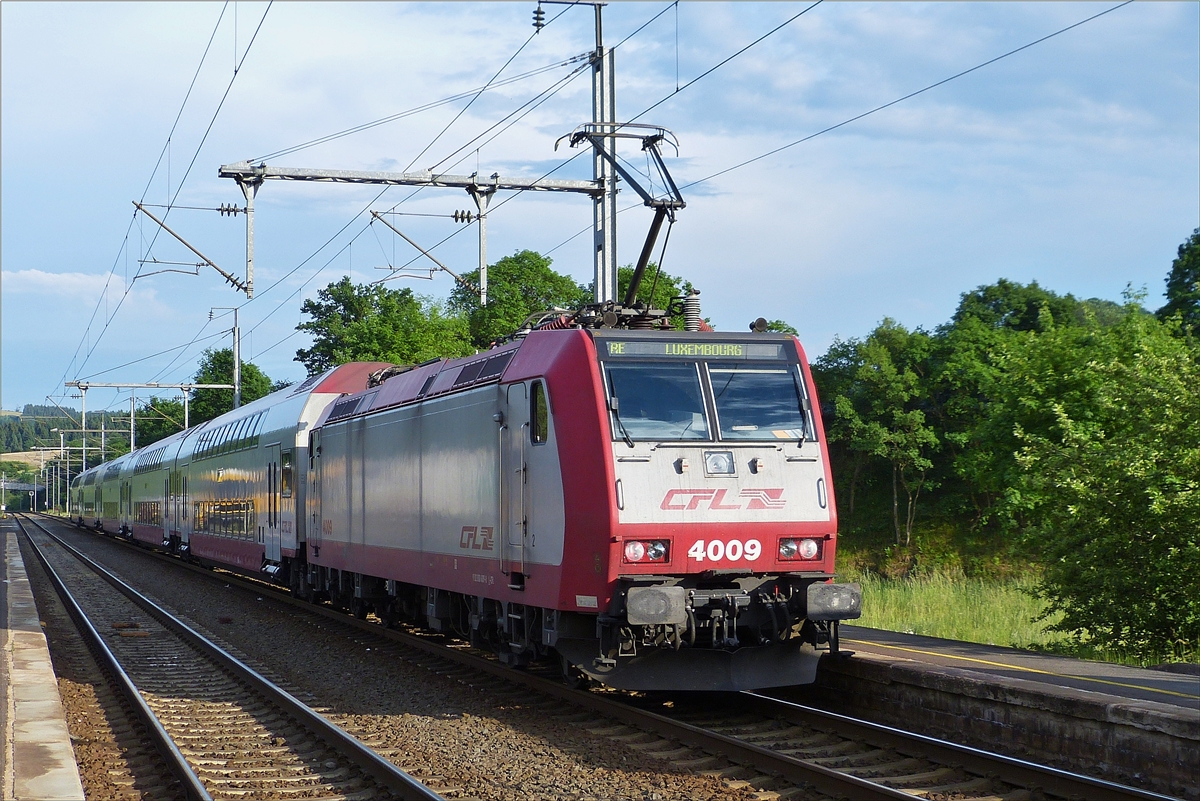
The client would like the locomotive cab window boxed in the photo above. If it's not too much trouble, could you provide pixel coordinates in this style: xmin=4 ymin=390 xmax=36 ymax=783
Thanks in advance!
xmin=604 ymin=362 xmax=709 ymax=441
xmin=708 ymin=363 xmax=810 ymax=441
xmin=281 ymin=449 xmax=293 ymax=497
xmin=531 ymin=381 xmax=549 ymax=444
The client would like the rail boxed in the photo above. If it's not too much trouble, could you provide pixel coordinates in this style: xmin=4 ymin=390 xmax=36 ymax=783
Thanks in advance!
xmin=18 ymin=514 xmax=443 ymax=801
xmin=35 ymin=511 xmax=1177 ymax=801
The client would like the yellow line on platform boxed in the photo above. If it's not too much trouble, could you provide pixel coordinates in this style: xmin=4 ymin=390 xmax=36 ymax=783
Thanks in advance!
xmin=842 ymin=639 xmax=1200 ymax=701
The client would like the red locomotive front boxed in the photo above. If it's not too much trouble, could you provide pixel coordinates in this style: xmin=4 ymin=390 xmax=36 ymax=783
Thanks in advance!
xmin=514 ymin=328 xmax=860 ymax=690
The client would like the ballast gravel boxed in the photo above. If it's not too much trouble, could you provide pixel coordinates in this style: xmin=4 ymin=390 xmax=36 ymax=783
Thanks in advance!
xmin=51 ymin=529 xmax=760 ymax=801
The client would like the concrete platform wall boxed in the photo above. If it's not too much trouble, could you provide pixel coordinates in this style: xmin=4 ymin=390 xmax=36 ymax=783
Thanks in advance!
xmin=780 ymin=652 xmax=1198 ymax=801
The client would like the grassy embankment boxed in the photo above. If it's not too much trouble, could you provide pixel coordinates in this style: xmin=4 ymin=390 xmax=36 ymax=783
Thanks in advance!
xmin=838 ymin=566 xmax=1172 ymax=667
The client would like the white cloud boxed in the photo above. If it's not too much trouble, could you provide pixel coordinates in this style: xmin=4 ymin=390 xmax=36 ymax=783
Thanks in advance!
xmin=2 ymin=1 xmax=1197 ymax=410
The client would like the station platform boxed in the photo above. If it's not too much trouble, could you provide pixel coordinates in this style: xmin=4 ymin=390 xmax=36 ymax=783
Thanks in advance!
xmin=839 ymin=624 xmax=1200 ymax=710
xmin=2 ymin=516 xmax=85 ymax=800
xmin=776 ymin=624 xmax=1198 ymax=799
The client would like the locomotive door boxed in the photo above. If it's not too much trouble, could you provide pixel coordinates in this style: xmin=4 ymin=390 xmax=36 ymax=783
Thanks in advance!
xmin=265 ymin=443 xmax=281 ymax=560
xmin=501 ymin=383 xmax=529 ymax=585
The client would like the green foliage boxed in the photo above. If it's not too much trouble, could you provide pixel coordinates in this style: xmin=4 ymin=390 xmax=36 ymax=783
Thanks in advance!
xmin=815 ymin=241 xmax=1200 ymax=659
xmin=616 ymin=264 xmax=696 ymax=328
xmin=814 ymin=320 xmax=938 ymax=546
xmin=450 ymin=250 xmax=589 ymax=348
xmin=0 ymin=405 xmax=126 ymax=459
xmin=999 ymin=309 xmax=1200 ymax=659
xmin=844 ymin=567 xmax=1062 ymax=651
xmin=129 ymin=350 xmax=276 ymax=448
xmin=1157 ymin=227 xmax=1200 ymax=336
xmin=765 ymin=320 xmax=798 ymax=335
xmin=189 ymin=348 xmax=275 ymax=426
xmin=296 ymin=277 xmax=472 ymax=374
xmin=134 ymin=397 xmax=187 ymax=448
xmin=952 ymin=278 xmax=1084 ymax=331
xmin=1 ymin=460 xmax=39 ymax=511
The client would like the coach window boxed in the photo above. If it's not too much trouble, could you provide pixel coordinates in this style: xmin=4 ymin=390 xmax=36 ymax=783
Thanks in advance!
xmin=281 ymin=450 xmax=293 ymax=497
xmin=531 ymin=381 xmax=549 ymax=444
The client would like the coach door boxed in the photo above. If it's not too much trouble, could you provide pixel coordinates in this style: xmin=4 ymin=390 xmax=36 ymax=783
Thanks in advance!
xmin=308 ymin=430 xmax=322 ymax=557
xmin=265 ymin=443 xmax=282 ymax=561
xmin=501 ymin=383 xmax=529 ymax=588
xmin=163 ymin=476 xmax=171 ymax=542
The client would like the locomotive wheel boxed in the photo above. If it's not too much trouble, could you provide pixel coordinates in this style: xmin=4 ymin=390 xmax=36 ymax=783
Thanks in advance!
xmin=560 ymin=653 xmax=590 ymax=690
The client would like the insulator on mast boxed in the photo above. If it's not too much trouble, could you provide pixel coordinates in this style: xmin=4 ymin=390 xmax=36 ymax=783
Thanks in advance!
xmin=684 ymin=290 xmax=702 ymax=332
xmin=452 ymin=210 xmax=474 ymax=224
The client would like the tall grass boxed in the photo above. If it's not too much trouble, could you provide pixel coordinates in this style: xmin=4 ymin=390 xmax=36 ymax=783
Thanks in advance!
xmin=841 ymin=569 xmax=1181 ymax=666
xmin=843 ymin=569 xmax=1066 ymax=650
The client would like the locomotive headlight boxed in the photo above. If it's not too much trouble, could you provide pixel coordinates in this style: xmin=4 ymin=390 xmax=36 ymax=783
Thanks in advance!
xmin=703 ymin=450 xmax=736 ymax=476
xmin=779 ymin=537 xmax=822 ymax=561
xmin=623 ymin=540 xmax=669 ymax=563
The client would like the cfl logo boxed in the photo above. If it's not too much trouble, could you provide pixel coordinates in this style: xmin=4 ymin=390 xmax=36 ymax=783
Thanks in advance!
xmin=460 ymin=525 xmax=495 ymax=551
xmin=660 ymin=488 xmax=786 ymax=511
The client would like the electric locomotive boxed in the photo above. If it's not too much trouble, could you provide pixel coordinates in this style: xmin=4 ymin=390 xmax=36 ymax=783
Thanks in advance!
xmin=73 ymin=310 xmax=860 ymax=691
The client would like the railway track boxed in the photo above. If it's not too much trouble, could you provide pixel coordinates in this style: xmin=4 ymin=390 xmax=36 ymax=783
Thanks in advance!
xmin=18 ymin=514 xmax=442 ymax=801
xmin=30 ymin=514 xmax=1177 ymax=801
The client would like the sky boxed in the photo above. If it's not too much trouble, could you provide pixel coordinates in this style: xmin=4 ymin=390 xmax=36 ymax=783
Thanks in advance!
xmin=2 ymin=1 xmax=1198 ymax=419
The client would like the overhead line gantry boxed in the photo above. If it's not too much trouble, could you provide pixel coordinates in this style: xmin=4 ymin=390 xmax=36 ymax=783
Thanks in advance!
xmin=219 ymin=0 xmax=621 ymax=306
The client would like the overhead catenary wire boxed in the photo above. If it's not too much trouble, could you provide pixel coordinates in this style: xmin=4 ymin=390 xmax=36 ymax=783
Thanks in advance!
xmin=48 ymin=3 xmax=232 ymax=404
xmin=251 ymin=55 xmax=589 ymax=163
xmin=245 ymin=0 xmax=589 ymax=307
xmin=60 ymin=2 xmax=274 ymax=389
xmin=63 ymin=4 xmax=570 ymax=403
xmin=545 ymin=0 xmax=1135 ymax=256
xmin=402 ymin=2 xmax=575 ymax=173
xmin=78 ymin=329 xmax=226 ymax=383
xmin=238 ymin=3 xmax=664 ymax=357
xmin=219 ymin=1 xmax=678 ymax=353
xmin=107 ymin=0 xmax=791 ymax=385
xmin=683 ymin=0 xmax=1135 ymax=189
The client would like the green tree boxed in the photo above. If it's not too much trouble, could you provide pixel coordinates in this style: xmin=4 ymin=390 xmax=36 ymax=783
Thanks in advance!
xmin=818 ymin=320 xmax=939 ymax=546
xmin=296 ymin=277 xmax=472 ymax=374
xmin=134 ymin=396 xmax=187 ymax=448
xmin=1157 ymin=228 xmax=1200 ymax=336
xmin=765 ymin=320 xmax=798 ymax=335
xmin=450 ymin=250 xmax=589 ymax=348
xmin=616 ymin=264 xmax=700 ymax=328
xmin=951 ymin=278 xmax=1083 ymax=332
xmin=1000 ymin=304 xmax=1200 ymax=659
xmin=189 ymin=348 xmax=275 ymax=426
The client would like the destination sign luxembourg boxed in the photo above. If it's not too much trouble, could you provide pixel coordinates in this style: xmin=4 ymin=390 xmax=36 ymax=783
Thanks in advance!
xmin=604 ymin=341 xmax=786 ymax=360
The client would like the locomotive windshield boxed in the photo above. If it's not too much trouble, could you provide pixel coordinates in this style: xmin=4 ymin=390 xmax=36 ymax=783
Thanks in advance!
xmin=598 ymin=336 xmax=813 ymax=443
xmin=604 ymin=363 xmax=709 ymax=441
xmin=709 ymin=364 xmax=807 ymax=441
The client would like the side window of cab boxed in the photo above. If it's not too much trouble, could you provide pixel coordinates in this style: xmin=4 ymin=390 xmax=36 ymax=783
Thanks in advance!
xmin=531 ymin=381 xmax=550 ymax=445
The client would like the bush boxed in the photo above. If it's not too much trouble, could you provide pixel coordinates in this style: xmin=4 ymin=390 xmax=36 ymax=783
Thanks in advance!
xmin=1003 ymin=306 xmax=1200 ymax=660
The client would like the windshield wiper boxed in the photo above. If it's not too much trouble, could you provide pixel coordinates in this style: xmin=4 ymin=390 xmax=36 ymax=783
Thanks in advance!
xmin=609 ymin=397 xmax=635 ymax=449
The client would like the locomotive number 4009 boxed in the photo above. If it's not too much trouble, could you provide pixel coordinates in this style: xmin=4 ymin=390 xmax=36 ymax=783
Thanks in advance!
xmin=687 ymin=539 xmax=762 ymax=562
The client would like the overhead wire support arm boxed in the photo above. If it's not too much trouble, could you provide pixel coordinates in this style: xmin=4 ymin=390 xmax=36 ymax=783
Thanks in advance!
xmin=132 ymin=202 xmax=249 ymax=295
xmin=560 ymin=124 xmax=685 ymax=210
xmin=369 ymin=212 xmax=480 ymax=298
xmin=559 ymin=124 xmax=686 ymax=306
xmin=217 ymin=162 xmax=601 ymax=196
